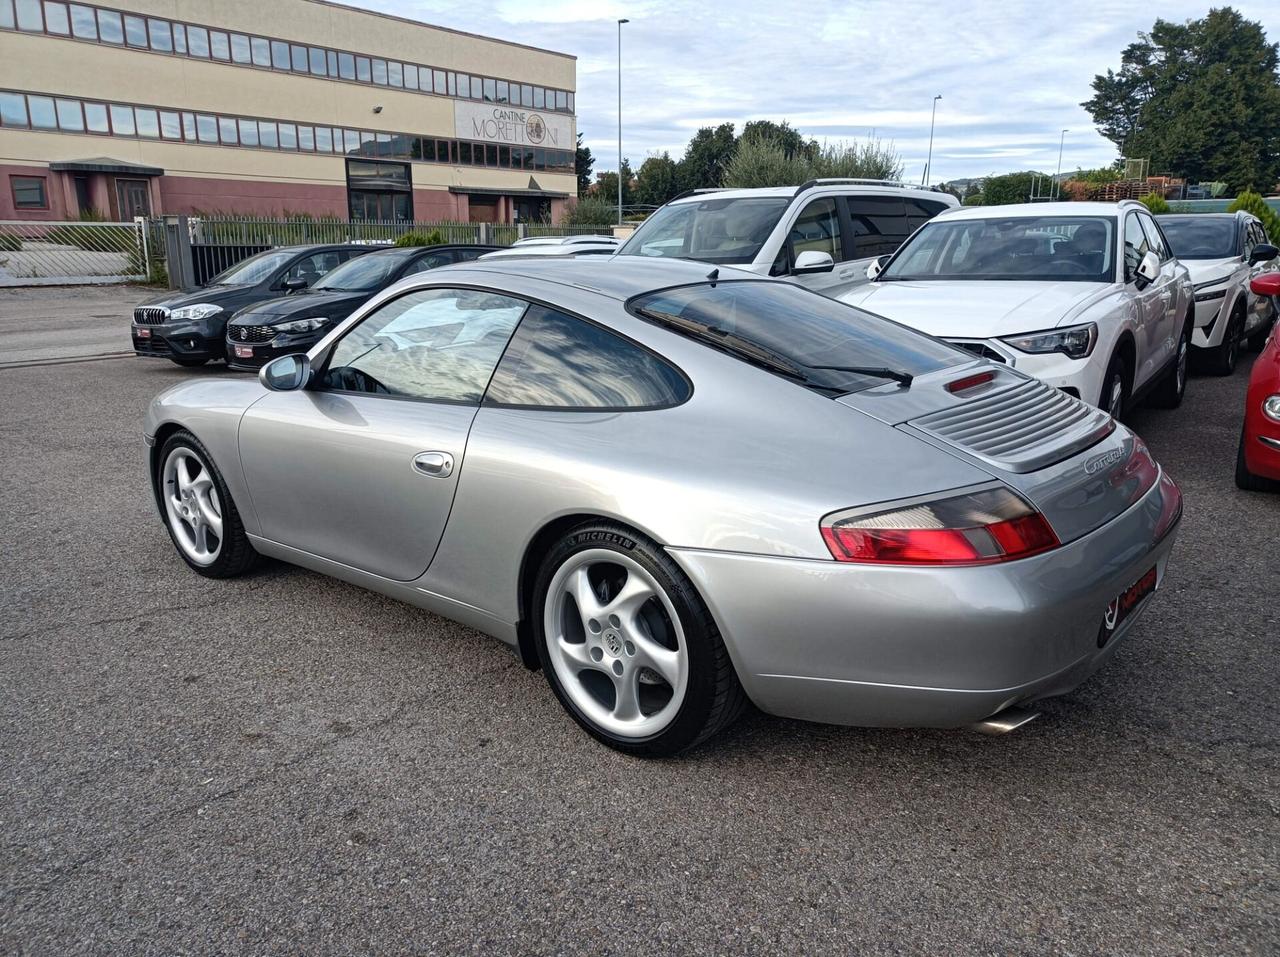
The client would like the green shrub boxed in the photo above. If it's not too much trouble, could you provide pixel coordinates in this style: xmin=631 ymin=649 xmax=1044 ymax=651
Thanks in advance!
xmin=722 ymin=133 xmax=903 ymax=188
xmin=394 ymin=229 xmax=446 ymax=247
xmin=564 ymin=196 xmax=619 ymax=226
xmin=0 ymin=233 xmax=21 ymax=251
xmin=1228 ymin=191 xmax=1280 ymax=240
xmin=1139 ymin=193 xmax=1171 ymax=214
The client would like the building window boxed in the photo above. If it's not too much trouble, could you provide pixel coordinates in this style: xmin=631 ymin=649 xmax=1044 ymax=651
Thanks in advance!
xmin=12 ymin=175 xmax=48 ymax=209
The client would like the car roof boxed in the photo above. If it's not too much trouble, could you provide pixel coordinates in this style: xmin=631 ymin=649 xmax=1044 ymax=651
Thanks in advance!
xmin=1157 ymin=212 xmax=1250 ymax=221
xmin=934 ymin=201 xmax=1143 ymax=221
xmin=666 ymin=182 xmax=954 ymax=205
xmin=440 ymin=255 xmax=758 ymax=301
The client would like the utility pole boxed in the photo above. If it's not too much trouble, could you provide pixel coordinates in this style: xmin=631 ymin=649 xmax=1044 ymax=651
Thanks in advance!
xmin=922 ymin=94 xmax=941 ymax=185
xmin=617 ymin=18 xmax=629 ymax=225
xmin=1054 ymin=129 xmax=1067 ymax=200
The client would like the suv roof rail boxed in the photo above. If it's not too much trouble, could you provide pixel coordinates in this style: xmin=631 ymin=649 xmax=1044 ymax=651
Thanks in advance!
xmin=669 ymin=187 xmax=732 ymax=202
xmin=794 ymin=178 xmax=940 ymax=196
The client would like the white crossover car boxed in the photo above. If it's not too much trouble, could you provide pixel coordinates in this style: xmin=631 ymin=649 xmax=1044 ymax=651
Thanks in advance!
xmin=1157 ymin=212 xmax=1278 ymax=374
xmin=617 ymin=179 xmax=959 ymax=298
xmin=842 ymin=201 xmax=1194 ymax=420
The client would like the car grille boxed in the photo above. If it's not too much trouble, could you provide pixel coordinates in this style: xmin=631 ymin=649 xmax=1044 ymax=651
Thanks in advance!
xmin=947 ymin=339 xmax=1007 ymax=364
xmin=909 ymin=375 xmax=1114 ymax=473
xmin=133 ymin=307 xmax=170 ymax=325
xmin=229 ymin=325 xmax=277 ymax=344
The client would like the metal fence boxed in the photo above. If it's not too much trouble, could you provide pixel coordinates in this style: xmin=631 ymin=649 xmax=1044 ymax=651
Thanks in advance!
xmin=0 ymin=216 xmax=616 ymax=287
xmin=0 ymin=220 xmax=152 ymax=287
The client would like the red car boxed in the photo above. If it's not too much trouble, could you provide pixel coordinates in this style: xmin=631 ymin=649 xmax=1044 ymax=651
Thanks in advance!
xmin=1237 ymin=273 xmax=1280 ymax=490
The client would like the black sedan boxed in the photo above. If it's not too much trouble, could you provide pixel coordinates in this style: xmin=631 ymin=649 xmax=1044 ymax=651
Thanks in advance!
xmin=224 ymin=244 xmax=498 ymax=371
xmin=131 ymin=244 xmax=376 ymax=367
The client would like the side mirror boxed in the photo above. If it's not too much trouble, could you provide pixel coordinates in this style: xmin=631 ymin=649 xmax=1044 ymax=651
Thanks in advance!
xmin=1251 ymin=272 xmax=1280 ymax=296
xmin=259 ymin=353 xmax=311 ymax=392
xmin=792 ymin=250 xmax=835 ymax=275
xmin=1134 ymin=250 xmax=1160 ymax=289
xmin=1250 ymin=242 xmax=1279 ymax=265
xmin=281 ymin=277 xmax=308 ymax=292
xmin=866 ymin=255 xmax=890 ymax=281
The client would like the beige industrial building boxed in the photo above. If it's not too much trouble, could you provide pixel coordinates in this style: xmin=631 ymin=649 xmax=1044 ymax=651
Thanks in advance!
xmin=0 ymin=0 xmax=578 ymax=223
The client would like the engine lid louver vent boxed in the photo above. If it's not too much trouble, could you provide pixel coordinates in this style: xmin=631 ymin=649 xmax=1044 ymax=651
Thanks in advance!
xmin=908 ymin=376 xmax=1114 ymax=473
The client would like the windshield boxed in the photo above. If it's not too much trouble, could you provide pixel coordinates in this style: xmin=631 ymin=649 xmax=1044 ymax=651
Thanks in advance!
xmin=315 ymin=250 xmax=411 ymax=290
xmin=628 ymin=280 xmax=961 ymax=394
xmin=881 ymin=215 xmax=1116 ymax=282
xmin=619 ymin=197 xmax=790 ymax=264
xmin=208 ymin=249 xmax=297 ymax=286
xmin=1158 ymin=217 xmax=1239 ymax=260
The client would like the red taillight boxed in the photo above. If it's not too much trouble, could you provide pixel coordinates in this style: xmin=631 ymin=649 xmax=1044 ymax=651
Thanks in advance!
xmin=821 ymin=487 xmax=1061 ymax=566
xmin=1110 ymin=436 xmax=1160 ymax=504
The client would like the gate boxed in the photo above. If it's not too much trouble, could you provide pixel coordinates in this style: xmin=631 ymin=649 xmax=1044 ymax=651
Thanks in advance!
xmin=0 ymin=220 xmax=151 ymax=287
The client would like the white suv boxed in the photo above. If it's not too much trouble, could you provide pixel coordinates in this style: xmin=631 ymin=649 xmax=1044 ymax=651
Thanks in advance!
xmin=1157 ymin=211 xmax=1278 ymax=374
xmin=840 ymin=201 xmax=1194 ymax=419
xmin=616 ymin=179 xmax=959 ymax=297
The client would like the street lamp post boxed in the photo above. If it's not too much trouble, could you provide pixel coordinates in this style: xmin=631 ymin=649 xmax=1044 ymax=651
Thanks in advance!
xmin=617 ymin=18 xmax=629 ymax=225
xmin=922 ymin=94 xmax=941 ymax=185
xmin=1054 ymin=128 xmax=1067 ymax=200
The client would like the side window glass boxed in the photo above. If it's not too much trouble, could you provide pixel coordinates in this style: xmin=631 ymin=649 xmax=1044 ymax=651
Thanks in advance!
xmin=1138 ymin=213 xmax=1168 ymax=261
xmin=485 ymin=306 xmax=689 ymax=410
xmin=904 ymin=198 xmax=948 ymax=231
xmin=321 ymin=288 xmax=526 ymax=403
xmin=847 ymin=197 xmax=910 ymax=258
xmin=1124 ymin=214 xmax=1150 ymax=281
xmin=403 ymin=252 xmax=454 ymax=275
xmin=284 ymin=251 xmax=345 ymax=285
xmin=788 ymin=198 xmax=842 ymax=262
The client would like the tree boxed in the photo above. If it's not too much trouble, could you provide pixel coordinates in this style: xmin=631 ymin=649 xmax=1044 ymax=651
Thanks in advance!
xmin=677 ymin=123 xmax=738 ymax=191
xmin=575 ymin=133 xmax=594 ymax=196
xmin=1229 ymin=190 xmax=1280 ymax=239
xmin=740 ymin=120 xmax=816 ymax=160
xmin=977 ymin=171 xmax=1052 ymax=205
xmin=634 ymin=153 xmax=681 ymax=208
xmin=722 ymin=133 xmax=904 ymax=188
xmin=1083 ymin=8 xmax=1280 ymax=191
xmin=592 ymin=158 xmax=635 ymax=210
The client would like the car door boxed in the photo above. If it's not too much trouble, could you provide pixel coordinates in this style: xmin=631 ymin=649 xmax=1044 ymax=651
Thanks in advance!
xmin=845 ymin=196 xmax=913 ymax=282
xmin=1138 ymin=211 xmax=1181 ymax=372
xmin=1123 ymin=212 xmax=1167 ymax=390
xmin=778 ymin=197 xmax=851 ymax=295
xmin=237 ymin=285 xmax=528 ymax=581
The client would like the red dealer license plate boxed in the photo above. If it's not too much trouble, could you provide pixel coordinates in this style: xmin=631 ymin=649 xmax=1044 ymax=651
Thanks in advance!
xmin=234 ymin=346 xmax=254 ymax=358
xmin=1100 ymin=565 xmax=1157 ymax=644
xmin=137 ymin=327 xmax=151 ymax=337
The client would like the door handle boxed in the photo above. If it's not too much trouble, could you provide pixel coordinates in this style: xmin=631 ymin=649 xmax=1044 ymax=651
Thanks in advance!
xmin=412 ymin=451 xmax=454 ymax=478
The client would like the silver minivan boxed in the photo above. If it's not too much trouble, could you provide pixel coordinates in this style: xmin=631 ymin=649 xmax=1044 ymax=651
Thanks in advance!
xmin=616 ymin=179 xmax=960 ymax=298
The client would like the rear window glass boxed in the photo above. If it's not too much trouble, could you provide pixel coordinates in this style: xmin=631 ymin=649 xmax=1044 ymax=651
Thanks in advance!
xmin=1158 ymin=216 xmax=1238 ymax=259
xmin=628 ymin=280 xmax=961 ymax=395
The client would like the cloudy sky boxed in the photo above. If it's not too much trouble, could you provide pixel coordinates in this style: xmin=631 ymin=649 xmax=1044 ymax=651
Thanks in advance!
xmin=351 ymin=0 xmax=1280 ymax=183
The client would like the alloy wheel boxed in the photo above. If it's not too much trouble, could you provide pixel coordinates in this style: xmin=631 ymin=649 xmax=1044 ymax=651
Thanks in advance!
xmin=543 ymin=549 xmax=689 ymax=738
xmin=162 ymin=447 xmax=223 ymax=566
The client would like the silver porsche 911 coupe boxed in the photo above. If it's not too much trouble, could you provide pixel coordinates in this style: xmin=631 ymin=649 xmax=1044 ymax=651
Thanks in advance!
xmin=145 ymin=257 xmax=1183 ymax=756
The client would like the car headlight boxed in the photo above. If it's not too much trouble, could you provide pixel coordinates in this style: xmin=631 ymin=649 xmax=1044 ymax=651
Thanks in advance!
xmin=1194 ymin=288 xmax=1227 ymax=303
xmin=170 ymin=303 xmax=223 ymax=321
xmin=1264 ymin=395 xmax=1280 ymax=422
xmin=1001 ymin=322 xmax=1098 ymax=359
xmin=274 ymin=317 xmax=327 ymax=334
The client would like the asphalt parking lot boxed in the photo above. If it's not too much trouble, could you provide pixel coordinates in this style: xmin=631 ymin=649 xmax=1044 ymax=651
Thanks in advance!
xmin=2 ymin=286 xmax=1278 ymax=955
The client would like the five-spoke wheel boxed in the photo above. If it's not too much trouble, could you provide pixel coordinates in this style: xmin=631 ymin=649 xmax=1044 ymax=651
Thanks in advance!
xmin=157 ymin=430 xmax=257 ymax=578
xmin=534 ymin=523 xmax=745 ymax=757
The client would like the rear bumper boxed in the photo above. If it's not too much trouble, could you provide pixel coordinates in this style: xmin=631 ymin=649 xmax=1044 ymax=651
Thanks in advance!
xmin=669 ymin=471 xmax=1181 ymax=728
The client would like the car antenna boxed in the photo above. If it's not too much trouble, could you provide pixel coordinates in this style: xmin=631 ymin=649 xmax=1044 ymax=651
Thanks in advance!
xmin=706 ymin=267 xmax=719 ymax=286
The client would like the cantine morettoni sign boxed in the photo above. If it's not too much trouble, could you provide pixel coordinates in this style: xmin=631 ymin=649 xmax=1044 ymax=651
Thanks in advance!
xmin=454 ymin=101 xmax=574 ymax=149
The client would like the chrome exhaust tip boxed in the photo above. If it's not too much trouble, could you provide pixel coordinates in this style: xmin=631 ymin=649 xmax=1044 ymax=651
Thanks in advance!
xmin=969 ymin=706 xmax=1041 ymax=736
